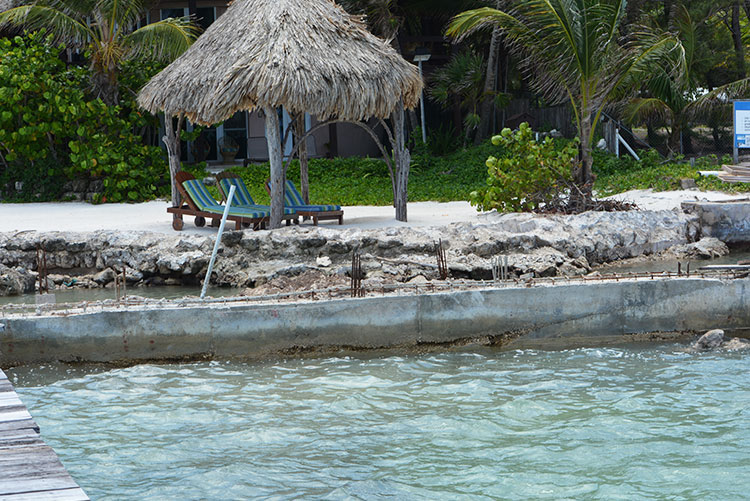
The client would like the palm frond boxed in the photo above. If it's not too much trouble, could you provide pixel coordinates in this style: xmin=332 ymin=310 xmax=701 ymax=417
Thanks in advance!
xmin=0 ymin=5 xmax=92 ymax=46
xmin=96 ymin=0 xmax=147 ymax=38
xmin=124 ymin=17 xmax=200 ymax=62
xmin=689 ymin=77 xmax=750 ymax=118
xmin=34 ymin=0 xmax=96 ymax=21
xmin=624 ymin=97 xmax=672 ymax=124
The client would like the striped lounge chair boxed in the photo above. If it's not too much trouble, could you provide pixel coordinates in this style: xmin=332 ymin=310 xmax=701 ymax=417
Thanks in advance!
xmin=168 ymin=172 xmax=293 ymax=231
xmin=216 ymin=172 xmax=298 ymax=224
xmin=265 ymin=179 xmax=344 ymax=225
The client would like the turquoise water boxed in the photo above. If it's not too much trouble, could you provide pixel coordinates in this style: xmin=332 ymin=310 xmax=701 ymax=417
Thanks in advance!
xmin=8 ymin=346 xmax=750 ymax=500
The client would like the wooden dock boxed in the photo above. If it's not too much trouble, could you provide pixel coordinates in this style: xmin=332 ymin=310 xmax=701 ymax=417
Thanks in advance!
xmin=0 ymin=369 xmax=88 ymax=501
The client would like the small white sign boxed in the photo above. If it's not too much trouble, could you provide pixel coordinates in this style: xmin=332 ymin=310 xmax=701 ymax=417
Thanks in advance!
xmin=737 ymin=110 xmax=750 ymax=135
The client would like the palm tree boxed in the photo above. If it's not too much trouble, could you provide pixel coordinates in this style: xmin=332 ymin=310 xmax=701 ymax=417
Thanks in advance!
xmin=625 ymin=5 xmax=700 ymax=154
xmin=0 ymin=0 xmax=200 ymax=105
xmin=447 ymin=0 xmax=683 ymax=208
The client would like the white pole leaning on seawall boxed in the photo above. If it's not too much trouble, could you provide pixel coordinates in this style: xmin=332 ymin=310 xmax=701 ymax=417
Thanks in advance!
xmin=201 ymin=185 xmax=236 ymax=299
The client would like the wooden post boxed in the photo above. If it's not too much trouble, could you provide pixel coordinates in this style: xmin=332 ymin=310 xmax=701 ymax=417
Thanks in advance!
xmin=163 ymin=113 xmax=184 ymax=209
xmin=392 ymin=104 xmax=410 ymax=222
xmin=295 ymin=114 xmax=310 ymax=204
xmin=264 ymin=105 xmax=284 ymax=229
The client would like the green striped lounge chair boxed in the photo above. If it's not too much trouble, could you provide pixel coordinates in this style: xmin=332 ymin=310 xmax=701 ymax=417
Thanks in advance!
xmin=167 ymin=171 xmax=270 ymax=231
xmin=265 ymin=179 xmax=344 ymax=225
xmin=216 ymin=172 xmax=297 ymax=222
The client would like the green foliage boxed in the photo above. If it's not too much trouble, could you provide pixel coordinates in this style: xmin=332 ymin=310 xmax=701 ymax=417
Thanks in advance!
xmin=592 ymin=149 xmax=750 ymax=195
xmin=428 ymin=49 xmax=490 ymax=142
xmin=228 ymin=143 xmax=493 ymax=206
xmin=0 ymin=33 xmax=167 ymax=203
xmin=470 ymin=123 xmax=578 ymax=212
xmin=0 ymin=0 xmax=200 ymax=105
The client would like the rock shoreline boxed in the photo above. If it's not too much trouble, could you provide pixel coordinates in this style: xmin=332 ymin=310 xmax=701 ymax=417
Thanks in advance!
xmin=0 ymin=209 xmax=727 ymax=296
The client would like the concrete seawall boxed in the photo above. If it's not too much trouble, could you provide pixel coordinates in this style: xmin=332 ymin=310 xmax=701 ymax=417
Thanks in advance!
xmin=1 ymin=277 xmax=748 ymax=366
xmin=0 ymin=278 xmax=750 ymax=367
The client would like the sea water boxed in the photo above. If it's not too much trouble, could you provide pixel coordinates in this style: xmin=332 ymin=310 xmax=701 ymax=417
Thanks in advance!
xmin=7 ymin=345 xmax=750 ymax=500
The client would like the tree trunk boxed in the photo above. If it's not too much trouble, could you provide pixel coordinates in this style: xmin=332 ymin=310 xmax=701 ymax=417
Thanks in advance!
xmin=327 ymin=123 xmax=338 ymax=158
xmin=663 ymin=0 xmax=672 ymax=27
xmin=574 ymin=115 xmax=594 ymax=211
xmin=294 ymin=115 xmax=310 ymax=204
xmin=733 ymin=1 xmax=746 ymax=79
xmin=91 ymin=67 xmax=119 ymax=106
xmin=264 ymin=106 xmax=284 ymax=229
xmin=392 ymin=104 xmax=410 ymax=222
xmin=668 ymin=124 xmax=682 ymax=155
xmin=453 ymin=94 xmax=463 ymax=141
xmin=624 ymin=0 xmax=644 ymax=32
xmin=163 ymin=114 xmax=183 ymax=209
xmin=475 ymin=25 xmax=503 ymax=145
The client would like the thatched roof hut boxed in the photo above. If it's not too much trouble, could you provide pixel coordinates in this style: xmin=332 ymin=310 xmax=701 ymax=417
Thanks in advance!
xmin=138 ymin=0 xmax=422 ymax=228
xmin=137 ymin=0 xmax=422 ymax=125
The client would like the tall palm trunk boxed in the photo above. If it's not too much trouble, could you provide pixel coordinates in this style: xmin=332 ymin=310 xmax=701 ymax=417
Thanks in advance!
xmin=475 ymin=25 xmax=502 ymax=144
xmin=575 ymin=113 xmax=594 ymax=210
xmin=732 ymin=1 xmax=746 ymax=79
xmin=91 ymin=67 xmax=119 ymax=106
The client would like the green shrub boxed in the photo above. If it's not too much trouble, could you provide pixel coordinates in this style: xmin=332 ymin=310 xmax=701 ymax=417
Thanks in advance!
xmin=470 ymin=123 xmax=578 ymax=212
xmin=0 ymin=32 xmax=167 ymax=202
xmin=592 ymin=149 xmax=750 ymax=195
xmin=228 ymin=143 xmax=492 ymax=206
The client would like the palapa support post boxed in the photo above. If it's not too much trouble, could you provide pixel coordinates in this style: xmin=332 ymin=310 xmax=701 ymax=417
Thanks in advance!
xmin=295 ymin=114 xmax=310 ymax=204
xmin=164 ymin=113 xmax=185 ymax=210
xmin=264 ymin=105 xmax=284 ymax=229
xmin=392 ymin=103 xmax=410 ymax=222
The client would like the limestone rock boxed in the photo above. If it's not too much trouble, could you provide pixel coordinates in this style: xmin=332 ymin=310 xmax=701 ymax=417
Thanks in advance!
xmin=692 ymin=329 xmax=725 ymax=350
xmin=0 ymin=208 xmax=706 ymax=290
xmin=669 ymin=237 xmax=729 ymax=259
xmin=316 ymin=256 xmax=332 ymax=267
xmin=0 ymin=264 xmax=35 ymax=296
xmin=680 ymin=178 xmax=697 ymax=190
xmin=407 ymin=274 xmax=428 ymax=284
xmin=724 ymin=337 xmax=750 ymax=350
xmin=93 ymin=268 xmax=116 ymax=285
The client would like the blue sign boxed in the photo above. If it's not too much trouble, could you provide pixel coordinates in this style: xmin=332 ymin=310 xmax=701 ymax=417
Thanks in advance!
xmin=734 ymin=101 xmax=750 ymax=148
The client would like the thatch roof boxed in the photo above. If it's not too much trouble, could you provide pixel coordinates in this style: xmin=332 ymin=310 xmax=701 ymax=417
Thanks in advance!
xmin=137 ymin=0 xmax=423 ymax=124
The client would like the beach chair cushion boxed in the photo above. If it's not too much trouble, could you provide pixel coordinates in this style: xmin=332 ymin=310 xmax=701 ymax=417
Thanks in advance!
xmin=276 ymin=180 xmax=341 ymax=211
xmin=218 ymin=176 xmax=256 ymax=206
xmin=182 ymin=179 xmax=269 ymax=218
xmin=218 ymin=177 xmax=296 ymax=215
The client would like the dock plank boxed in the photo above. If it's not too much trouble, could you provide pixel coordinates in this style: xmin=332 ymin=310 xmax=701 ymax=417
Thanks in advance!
xmin=0 ymin=487 xmax=90 ymax=501
xmin=0 ymin=370 xmax=88 ymax=500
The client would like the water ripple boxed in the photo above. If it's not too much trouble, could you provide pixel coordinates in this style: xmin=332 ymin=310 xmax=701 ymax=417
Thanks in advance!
xmin=8 ymin=344 xmax=750 ymax=500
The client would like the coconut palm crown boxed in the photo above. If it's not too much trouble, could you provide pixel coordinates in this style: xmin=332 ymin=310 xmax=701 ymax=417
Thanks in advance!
xmin=0 ymin=0 xmax=200 ymax=105
xmin=447 ymin=0 xmax=684 ymax=208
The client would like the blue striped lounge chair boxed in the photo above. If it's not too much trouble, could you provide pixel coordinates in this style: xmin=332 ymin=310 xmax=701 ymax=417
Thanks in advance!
xmin=265 ymin=179 xmax=344 ymax=225
xmin=168 ymin=171 xmax=272 ymax=231
xmin=216 ymin=172 xmax=297 ymax=224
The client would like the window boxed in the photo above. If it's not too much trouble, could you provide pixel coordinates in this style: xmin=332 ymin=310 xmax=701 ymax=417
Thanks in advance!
xmin=160 ymin=8 xmax=187 ymax=20
xmin=196 ymin=7 xmax=215 ymax=31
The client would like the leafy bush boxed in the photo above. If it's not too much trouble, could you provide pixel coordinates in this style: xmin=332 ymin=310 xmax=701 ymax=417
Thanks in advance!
xmin=592 ymin=149 xmax=750 ymax=195
xmin=0 ymin=32 xmax=167 ymax=202
xmin=470 ymin=123 xmax=578 ymax=212
xmin=228 ymin=143 xmax=493 ymax=206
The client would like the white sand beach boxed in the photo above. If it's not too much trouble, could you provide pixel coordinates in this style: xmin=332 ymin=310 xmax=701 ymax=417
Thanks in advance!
xmin=2 ymin=189 xmax=746 ymax=234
